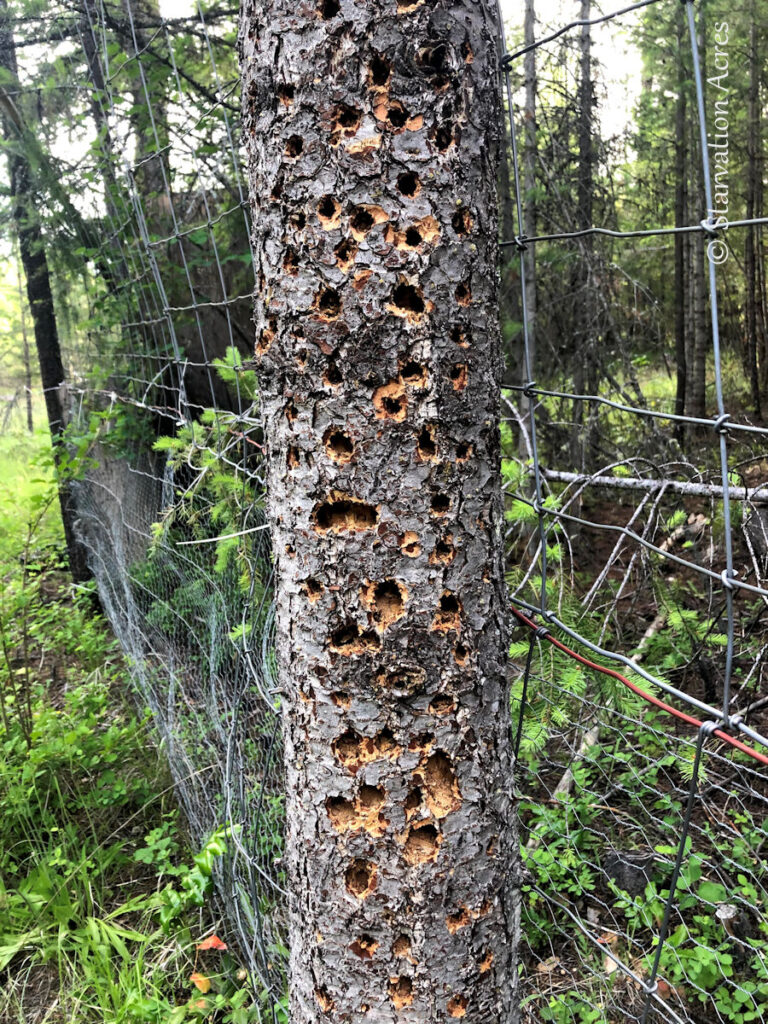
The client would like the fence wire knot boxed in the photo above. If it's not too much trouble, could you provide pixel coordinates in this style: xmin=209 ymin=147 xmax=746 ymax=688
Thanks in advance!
xmin=721 ymin=568 xmax=738 ymax=589
xmin=699 ymin=217 xmax=719 ymax=237
xmin=713 ymin=412 xmax=731 ymax=434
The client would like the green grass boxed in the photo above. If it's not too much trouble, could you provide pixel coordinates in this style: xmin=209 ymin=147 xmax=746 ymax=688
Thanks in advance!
xmin=0 ymin=428 xmax=270 ymax=1023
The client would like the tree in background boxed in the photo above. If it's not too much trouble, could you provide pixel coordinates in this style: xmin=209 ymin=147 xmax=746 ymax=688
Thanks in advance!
xmin=0 ymin=0 xmax=89 ymax=580
xmin=239 ymin=0 xmax=520 ymax=1019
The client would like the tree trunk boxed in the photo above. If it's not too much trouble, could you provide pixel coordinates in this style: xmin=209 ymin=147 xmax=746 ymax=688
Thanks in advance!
xmin=239 ymin=2 xmax=519 ymax=1021
xmin=0 ymin=2 xmax=90 ymax=582
xmin=673 ymin=10 xmax=687 ymax=436
xmin=522 ymin=0 xmax=537 ymax=410
xmin=687 ymin=14 xmax=707 ymax=422
xmin=571 ymin=0 xmax=594 ymax=468
xmin=16 ymin=253 xmax=33 ymax=433
xmin=745 ymin=13 xmax=761 ymax=416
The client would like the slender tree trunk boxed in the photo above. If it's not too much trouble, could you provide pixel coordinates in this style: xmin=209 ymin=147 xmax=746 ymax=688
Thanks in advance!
xmin=745 ymin=14 xmax=761 ymax=416
xmin=0 ymin=2 xmax=89 ymax=582
xmin=686 ymin=33 xmax=707 ymax=424
xmin=16 ymin=253 xmax=33 ymax=433
xmin=522 ymin=0 xmax=537 ymax=420
xmin=571 ymin=0 xmax=594 ymax=468
xmin=673 ymin=12 xmax=687 ymax=436
xmin=239 ymin=2 xmax=519 ymax=1021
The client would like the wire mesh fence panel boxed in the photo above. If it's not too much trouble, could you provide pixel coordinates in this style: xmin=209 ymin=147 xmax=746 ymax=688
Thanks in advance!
xmin=500 ymin=0 xmax=768 ymax=1020
xmin=2 ymin=0 xmax=767 ymax=1020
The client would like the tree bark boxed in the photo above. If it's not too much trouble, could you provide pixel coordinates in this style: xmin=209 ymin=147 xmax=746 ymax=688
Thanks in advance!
xmin=571 ymin=0 xmax=594 ymax=468
xmin=673 ymin=10 xmax=687 ymax=435
xmin=745 ymin=13 xmax=761 ymax=416
xmin=0 ymin=1 xmax=90 ymax=582
xmin=521 ymin=0 xmax=537 ymax=433
xmin=16 ymin=252 xmax=33 ymax=433
xmin=239 ymin=2 xmax=519 ymax=1021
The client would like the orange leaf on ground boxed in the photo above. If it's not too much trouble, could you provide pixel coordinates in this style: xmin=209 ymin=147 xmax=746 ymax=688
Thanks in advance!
xmin=190 ymin=972 xmax=211 ymax=993
xmin=197 ymin=934 xmax=228 ymax=951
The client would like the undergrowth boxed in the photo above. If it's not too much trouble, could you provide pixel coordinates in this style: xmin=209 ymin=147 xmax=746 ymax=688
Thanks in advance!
xmin=0 ymin=430 xmax=282 ymax=1024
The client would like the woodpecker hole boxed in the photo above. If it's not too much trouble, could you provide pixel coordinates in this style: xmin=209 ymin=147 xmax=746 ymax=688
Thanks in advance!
xmin=277 ymin=82 xmax=295 ymax=105
xmin=417 ymin=424 xmax=438 ymax=461
xmin=302 ymin=578 xmax=324 ymax=603
xmin=290 ymin=209 xmax=307 ymax=230
xmin=447 ymin=994 xmax=468 ymax=1018
xmin=330 ymin=103 xmax=362 ymax=145
xmin=327 ymin=786 xmax=388 ymax=836
xmin=326 ymin=796 xmax=355 ymax=830
xmin=455 ymin=282 xmax=471 ymax=306
xmin=479 ymin=950 xmax=494 ymax=974
xmin=430 ymin=694 xmax=455 ymax=715
xmin=403 ymin=821 xmax=440 ymax=865
xmin=400 ymin=531 xmax=421 ymax=558
xmin=331 ymin=691 xmax=350 ymax=708
xmin=397 ymin=0 xmax=425 ymax=11
xmin=450 ymin=363 xmax=468 ymax=390
xmin=392 ymin=282 xmax=425 ymax=314
xmin=430 ymin=493 xmax=450 ymax=516
xmin=445 ymin=907 xmax=471 ymax=935
xmin=317 ymin=195 xmax=342 ymax=229
xmin=361 ymin=578 xmax=408 ymax=631
xmin=329 ymin=623 xmax=381 ymax=656
xmin=375 ymin=666 xmax=426 ymax=695
xmin=256 ymin=322 xmax=275 ymax=356
xmin=433 ymin=591 xmax=461 ymax=633
xmin=333 ymin=727 xmax=399 ymax=772
xmin=314 ymin=495 xmax=378 ymax=533
xmin=393 ymin=934 xmax=412 ymax=958
xmin=405 ymin=226 xmax=422 ymax=247
xmin=334 ymin=237 xmax=358 ymax=272
xmin=454 ymin=642 xmax=468 ymax=665
xmin=373 ymin=381 xmax=407 ymax=421
xmin=369 ymin=53 xmax=392 ymax=90
xmin=397 ymin=171 xmax=421 ymax=197
xmin=430 ymin=535 xmax=455 ymax=564
xmin=349 ymin=203 xmax=388 ymax=240
xmin=399 ymin=359 xmax=427 ymax=387
xmin=317 ymin=0 xmax=339 ymax=18
xmin=323 ymin=359 xmax=343 ymax=387
xmin=314 ymin=287 xmax=341 ymax=321
xmin=418 ymin=751 xmax=461 ymax=818
xmin=284 ymin=134 xmax=303 ymax=158
xmin=287 ymin=446 xmax=299 ymax=469
xmin=434 ymin=123 xmax=454 ymax=151
xmin=315 ymin=988 xmax=335 ymax=1013
xmin=452 ymin=208 xmax=473 ymax=235
xmin=389 ymin=977 xmax=414 ymax=1010
xmin=350 ymin=935 xmax=379 ymax=960
xmin=455 ymin=442 xmax=472 ymax=462
xmin=283 ymin=248 xmax=299 ymax=275
xmin=386 ymin=101 xmax=409 ymax=129
xmin=345 ymin=859 xmax=377 ymax=900
xmin=323 ymin=427 xmax=355 ymax=463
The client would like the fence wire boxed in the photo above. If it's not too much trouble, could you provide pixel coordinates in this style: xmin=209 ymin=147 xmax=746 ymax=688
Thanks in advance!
xmin=2 ymin=0 xmax=766 ymax=1021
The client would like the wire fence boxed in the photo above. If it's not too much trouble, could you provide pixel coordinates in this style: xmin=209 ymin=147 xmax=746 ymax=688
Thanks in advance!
xmin=2 ymin=0 xmax=766 ymax=1020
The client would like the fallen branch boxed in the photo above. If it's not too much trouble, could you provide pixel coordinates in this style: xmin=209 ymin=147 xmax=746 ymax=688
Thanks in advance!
xmin=543 ymin=469 xmax=768 ymax=503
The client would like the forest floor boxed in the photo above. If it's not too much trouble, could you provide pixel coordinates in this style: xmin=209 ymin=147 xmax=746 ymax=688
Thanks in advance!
xmin=0 ymin=430 xmax=259 ymax=1024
